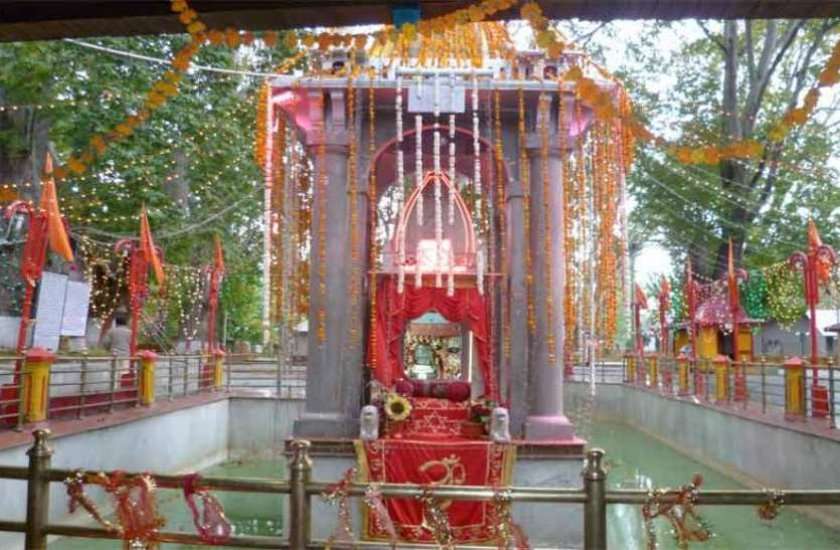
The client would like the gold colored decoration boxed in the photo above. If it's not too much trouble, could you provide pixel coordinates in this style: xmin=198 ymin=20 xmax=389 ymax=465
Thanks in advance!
xmin=418 ymin=488 xmax=455 ymax=549
xmin=641 ymin=474 xmax=712 ymax=550
xmin=757 ymin=490 xmax=784 ymax=521
xmin=518 ymin=87 xmax=535 ymax=336
xmin=384 ymin=393 xmax=412 ymax=422
xmin=538 ymin=94 xmax=556 ymax=364
xmin=368 ymin=78 xmax=379 ymax=370
xmin=321 ymin=468 xmax=357 ymax=549
xmin=491 ymin=489 xmax=530 ymax=549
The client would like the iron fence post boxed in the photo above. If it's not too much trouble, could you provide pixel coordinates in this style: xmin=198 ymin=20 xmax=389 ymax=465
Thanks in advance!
xmin=829 ymin=357 xmax=836 ymax=429
xmin=15 ymin=370 xmax=26 ymax=432
xmin=25 ymin=429 xmax=52 ymax=550
xmin=760 ymin=356 xmax=767 ymax=415
xmin=108 ymin=354 xmax=117 ymax=413
xmin=583 ymin=448 xmax=607 ymax=550
xmin=289 ymin=439 xmax=312 ymax=550
xmin=77 ymin=353 xmax=87 ymax=419
xmin=168 ymin=355 xmax=174 ymax=401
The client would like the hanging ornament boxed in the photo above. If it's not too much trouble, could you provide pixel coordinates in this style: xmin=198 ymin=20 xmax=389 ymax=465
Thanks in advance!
xmin=491 ymin=490 xmax=530 ymax=549
xmin=641 ymin=473 xmax=712 ymax=550
xmin=321 ymin=468 xmax=356 ymax=549
xmin=181 ymin=474 xmax=232 ymax=545
xmin=418 ymin=488 xmax=455 ymax=549
xmin=363 ymin=484 xmax=397 ymax=547
xmin=65 ymin=471 xmax=166 ymax=550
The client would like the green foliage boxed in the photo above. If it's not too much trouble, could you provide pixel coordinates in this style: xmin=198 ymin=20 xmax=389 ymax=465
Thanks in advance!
xmin=764 ymin=264 xmax=806 ymax=328
xmin=741 ymin=269 xmax=769 ymax=320
xmin=0 ymin=34 xmax=296 ymax=344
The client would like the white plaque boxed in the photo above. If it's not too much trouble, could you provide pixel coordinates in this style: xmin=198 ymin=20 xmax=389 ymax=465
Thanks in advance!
xmin=61 ymin=281 xmax=90 ymax=337
xmin=32 ymin=272 xmax=68 ymax=351
xmin=407 ymin=81 xmax=466 ymax=113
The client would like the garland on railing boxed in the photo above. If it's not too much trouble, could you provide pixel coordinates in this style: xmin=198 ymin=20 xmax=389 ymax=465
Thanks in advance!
xmin=182 ymin=473 xmax=232 ymax=544
xmin=418 ymin=488 xmax=455 ymax=549
xmin=641 ymin=474 xmax=711 ymax=550
xmin=65 ymin=471 xmax=166 ymax=549
xmin=491 ymin=489 xmax=530 ymax=549
xmin=321 ymin=467 xmax=357 ymax=548
xmin=756 ymin=490 xmax=784 ymax=522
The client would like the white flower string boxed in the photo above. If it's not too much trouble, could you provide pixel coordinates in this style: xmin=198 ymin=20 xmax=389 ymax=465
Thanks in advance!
xmin=396 ymin=75 xmax=405 ymax=294
xmin=477 ymin=239 xmax=485 ymax=295
xmin=448 ymin=113 xmax=456 ymax=226
xmin=433 ymin=72 xmax=443 ymax=288
xmin=415 ymin=113 xmax=424 ymax=227
xmin=472 ymin=74 xmax=481 ymax=196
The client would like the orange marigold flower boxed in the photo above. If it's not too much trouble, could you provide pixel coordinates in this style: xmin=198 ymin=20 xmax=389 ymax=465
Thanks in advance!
xmin=263 ymin=31 xmax=279 ymax=47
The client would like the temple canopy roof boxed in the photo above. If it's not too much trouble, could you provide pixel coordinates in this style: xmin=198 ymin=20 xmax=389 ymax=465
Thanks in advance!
xmin=694 ymin=293 xmax=759 ymax=328
xmin=3 ymin=1 xmax=840 ymax=42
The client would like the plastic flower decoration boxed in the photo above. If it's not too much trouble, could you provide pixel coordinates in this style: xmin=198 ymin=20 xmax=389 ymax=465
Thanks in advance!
xmin=384 ymin=393 xmax=412 ymax=422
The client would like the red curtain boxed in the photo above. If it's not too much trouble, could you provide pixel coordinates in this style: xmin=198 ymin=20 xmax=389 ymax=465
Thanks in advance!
xmin=372 ymin=276 xmax=497 ymax=400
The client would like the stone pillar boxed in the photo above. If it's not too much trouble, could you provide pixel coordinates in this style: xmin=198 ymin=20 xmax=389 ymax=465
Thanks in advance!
xmin=506 ymin=158 xmax=529 ymax=437
xmin=294 ymin=88 xmax=364 ymax=438
xmin=524 ymin=93 xmax=575 ymax=440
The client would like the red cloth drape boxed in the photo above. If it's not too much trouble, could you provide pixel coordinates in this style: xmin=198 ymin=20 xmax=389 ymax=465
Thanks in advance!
xmin=357 ymin=439 xmax=514 ymax=543
xmin=373 ymin=276 xmax=497 ymax=400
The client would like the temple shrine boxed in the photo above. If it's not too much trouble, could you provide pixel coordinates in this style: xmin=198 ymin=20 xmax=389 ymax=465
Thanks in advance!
xmin=260 ymin=22 xmax=631 ymax=544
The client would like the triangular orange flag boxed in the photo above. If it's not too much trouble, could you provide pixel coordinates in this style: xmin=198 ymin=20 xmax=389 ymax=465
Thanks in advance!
xmin=39 ymin=154 xmax=74 ymax=262
xmin=214 ymin=234 xmax=225 ymax=273
xmin=808 ymin=219 xmax=831 ymax=283
xmin=139 ymin=206 xmax=165 ymax=287
xmin=635 ymin=283 xmax=648 ymax=309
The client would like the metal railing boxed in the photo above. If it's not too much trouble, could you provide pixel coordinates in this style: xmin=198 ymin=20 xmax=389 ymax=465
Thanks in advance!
xmin=0 ymin=354 xmax=305 ymax=431
xmin=4 ymin=430 xmax=840 ymax=549
xmin=620 ymin=355 xmax=840 ymax=429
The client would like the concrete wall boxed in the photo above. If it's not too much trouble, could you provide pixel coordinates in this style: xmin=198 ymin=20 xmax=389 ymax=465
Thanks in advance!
xmin=228 ymin=396 xmax=306 ymax=456
xmin=566 ymin=382 xmax=840 ymax=501
xmin=0 ymin=399 xmax=230 ymax=550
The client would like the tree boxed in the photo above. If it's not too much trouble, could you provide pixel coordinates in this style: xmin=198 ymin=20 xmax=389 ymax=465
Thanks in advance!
xmin=0 ymin=34 xmax=297 ymax=344
xmin=609 ymin=20 xmax=840 ymax=279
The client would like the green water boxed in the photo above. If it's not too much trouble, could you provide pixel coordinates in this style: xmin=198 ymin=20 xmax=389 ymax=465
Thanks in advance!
xmin=50 ymin=458 xmax=284 ymax=549
xmin=592 ymin=421 xmax=840 ymax=550
xmin=50 ymin=422 xmax=840 ymax=549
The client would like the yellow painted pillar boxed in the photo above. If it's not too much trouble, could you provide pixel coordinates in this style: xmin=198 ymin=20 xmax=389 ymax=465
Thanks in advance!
xmin=784 ymin=356 xmax=805 ymax=418
xmin=714 ymin=355 xmax=730 ymax=402
xmin=213 ymin=350 xmax=225 ymax=390
xmin=21 ymin=348 xmax=54 ymax=423
xmin=736 ymin=326 xmax=753 ymax=363
xmin=677 ymin=354 xmax=690 ymax=395
xmin=698 ymin=327 xmax=718 ymax=360
xmin=647 ymin=355 xmax=658 ymax=388
xmin=137 ymin=350 xmax=157 ymax=406
xmin=625 ymin=354 xmax=636 ymax=384
xmin=673 ymin=329 xmax=689 ymax=356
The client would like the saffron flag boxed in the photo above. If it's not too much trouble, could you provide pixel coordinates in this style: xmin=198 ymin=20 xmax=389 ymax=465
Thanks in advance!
xmin=635 ymin=283 xmax=648 ymax=309
xmin=213 ymin=234 xmax=225 ymax=273
xmin=808 ymin=219 xmax=831 ymax=283
xmin=139 ymin=206 xmax=165 ymax=287
xmin=38 ymin=154 xmax=74 ymax=262
xmin=728 ymin=239 xmax=739 ymax=309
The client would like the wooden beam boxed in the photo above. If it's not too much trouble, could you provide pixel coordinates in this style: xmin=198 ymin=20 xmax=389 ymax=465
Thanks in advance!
xmin=2 ymin=1 xmax=840 ymax=42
